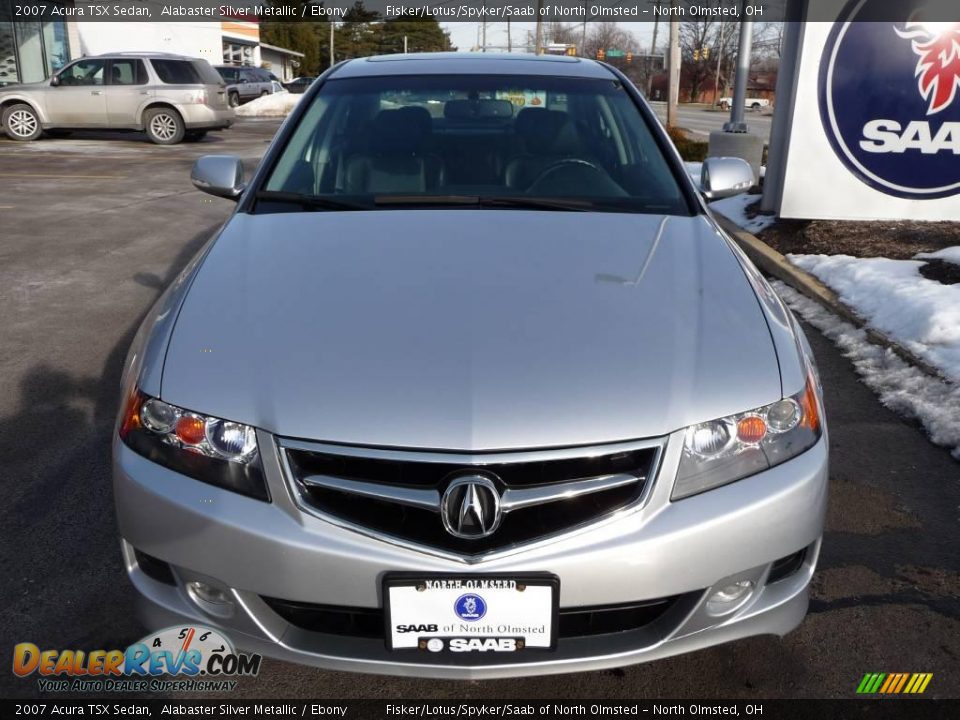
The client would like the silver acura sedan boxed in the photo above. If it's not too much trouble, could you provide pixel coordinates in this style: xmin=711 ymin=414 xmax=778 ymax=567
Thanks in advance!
xmin=114 ymin=53 xmax=828 ymax=679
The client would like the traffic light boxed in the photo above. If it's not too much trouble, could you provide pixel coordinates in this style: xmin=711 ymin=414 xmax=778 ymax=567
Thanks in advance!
xmin=627 ymin=52 xmax=633 ymax=63
xmin=693 ymin=49 xmax=700 ymax=61
xmin=566 ymin=46 xmax=576 ymax=56
xmin=597 ymin=48 xmax=606 ymax=60
xmin=703 ymin=47 xmax=710 ymax=60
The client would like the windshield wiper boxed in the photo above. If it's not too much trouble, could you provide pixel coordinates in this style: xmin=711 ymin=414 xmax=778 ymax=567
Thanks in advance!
xmin=373 ymin=195 xmax=591 ymax=212
xmin=254 ymin=191 xmax=368 ymax=211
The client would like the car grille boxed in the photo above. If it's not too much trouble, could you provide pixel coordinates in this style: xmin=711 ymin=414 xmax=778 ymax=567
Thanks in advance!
xmin=277 ymin=437 xmax=664 ymax=557
xmin=261 ymin=594 xmax=698 ymax=640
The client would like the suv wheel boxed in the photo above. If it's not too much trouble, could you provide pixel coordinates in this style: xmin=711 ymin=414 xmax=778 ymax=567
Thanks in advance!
xmin=228 ymin=92 xmax=240 ymax=108
xmin=3 ymin=103 xmax=42 ymax=141
xmin=751 ymin=102 xmax=762 ymax=111
xmin=260 ymin=90 xmax=269 ymax=98
xmin=144 ymin=108 xmax=185 ymax=145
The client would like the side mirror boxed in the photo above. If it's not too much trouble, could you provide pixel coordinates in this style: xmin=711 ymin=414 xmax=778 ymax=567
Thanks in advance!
xmin=191 ymin=155 xmax=245 ymax=201
xmin=700 ymin=156 xmax=754 ymax=200
xmin=50 ymin=75 xmax=60 ymax=87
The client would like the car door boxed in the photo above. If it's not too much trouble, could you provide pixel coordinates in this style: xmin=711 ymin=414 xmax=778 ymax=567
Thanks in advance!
xmin=104 ymin=59 xmax=151 ymax=127
xmin=45 ymin=59 xmax=108 ymax=126
xmin=239 ymin=68 xmax=257 ymax=100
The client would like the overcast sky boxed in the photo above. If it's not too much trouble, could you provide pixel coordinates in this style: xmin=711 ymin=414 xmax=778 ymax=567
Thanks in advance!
xmin=443 ymin=21 xmax=658 ymax=53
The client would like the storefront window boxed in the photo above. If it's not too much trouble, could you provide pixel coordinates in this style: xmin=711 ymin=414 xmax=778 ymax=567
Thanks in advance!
xmin=0 ymin=2 xmax=69 ymax=86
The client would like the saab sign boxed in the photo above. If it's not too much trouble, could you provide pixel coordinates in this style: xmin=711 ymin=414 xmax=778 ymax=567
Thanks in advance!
xmin=768 ymin=0 xmax=960 ymax=219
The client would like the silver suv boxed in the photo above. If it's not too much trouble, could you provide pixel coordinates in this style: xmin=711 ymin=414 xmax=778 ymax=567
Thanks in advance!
xmin=214 ymin=65 xmax=274 ymax=107
xmin=0 ymin=52 xmax=233 ymax=145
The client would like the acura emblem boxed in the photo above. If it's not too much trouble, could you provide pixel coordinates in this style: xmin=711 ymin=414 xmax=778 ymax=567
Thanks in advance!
xmin=440 ymin=474 xmax=502 ymax=539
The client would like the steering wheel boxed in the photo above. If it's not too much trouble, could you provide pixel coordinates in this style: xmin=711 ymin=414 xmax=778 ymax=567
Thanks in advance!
xmin=529 ymin=159 xmax=603 ymax=187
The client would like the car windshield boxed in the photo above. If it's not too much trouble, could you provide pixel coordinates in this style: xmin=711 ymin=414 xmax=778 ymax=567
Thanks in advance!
xmin=261 ymin=74 xmax=689 ymax=214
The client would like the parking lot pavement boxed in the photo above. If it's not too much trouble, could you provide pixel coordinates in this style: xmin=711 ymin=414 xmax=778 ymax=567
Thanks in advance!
xmin=649 ymin=102 xmax=773 ymax=141
xmin=1 ymin=120 xmax=957 ymax=700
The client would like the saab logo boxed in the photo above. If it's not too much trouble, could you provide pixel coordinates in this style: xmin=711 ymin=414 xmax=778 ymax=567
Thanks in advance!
xmin=819 ymin=0 xmax=960 ymax=199
xmin=448 ymin=638 xmax=518 ymax=653
xmin=395 ymin=624 xmax=438 ymax=634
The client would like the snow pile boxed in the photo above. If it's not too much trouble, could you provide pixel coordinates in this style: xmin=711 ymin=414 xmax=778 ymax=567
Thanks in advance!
xmin=235 ymin=92 xmax=302 ymax=118
xmin=773 ymin=281 xmax=960 ymax=459
xmin=915 ymin=246 xmax=960 ymax=266
xmin=711 ymin=193 xmax=777 ymax=233
xmin=788 ymin=253 xmax=960 ymax=383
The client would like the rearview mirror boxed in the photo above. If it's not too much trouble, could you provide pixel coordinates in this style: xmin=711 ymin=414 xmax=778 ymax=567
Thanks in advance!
xmin=191 ymin=155 xmax=245 ymax=201
xmin=700 ymin=156 xmax=754 ymax=200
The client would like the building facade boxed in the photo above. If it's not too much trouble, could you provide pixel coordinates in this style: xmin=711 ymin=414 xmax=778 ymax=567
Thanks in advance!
xmin=1 ymin=2 xmax=299 ymax=86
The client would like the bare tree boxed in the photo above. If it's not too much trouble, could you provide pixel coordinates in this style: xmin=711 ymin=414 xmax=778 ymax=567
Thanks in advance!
xmin=583 ymin=23 xmax=636 ymax=60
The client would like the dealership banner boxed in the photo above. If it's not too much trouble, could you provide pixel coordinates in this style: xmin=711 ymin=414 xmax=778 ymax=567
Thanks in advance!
xmin=1 ymin=700 xmax=959 ymax=718
xmin=771 ymin=0 xmax=960 ymax=220
xmin=5 ymin=0 xmax=957 ymax=24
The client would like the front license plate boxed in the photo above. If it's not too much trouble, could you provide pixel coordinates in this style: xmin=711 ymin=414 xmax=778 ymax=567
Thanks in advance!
xmin=384 ymin=574 xmax=559 ymax=653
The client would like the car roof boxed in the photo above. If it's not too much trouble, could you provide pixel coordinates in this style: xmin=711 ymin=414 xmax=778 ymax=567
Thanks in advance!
xmin=84 ymin=52 xmax=198 ymax=61
xmin=333 ymin=53 xmax=615 ymax=79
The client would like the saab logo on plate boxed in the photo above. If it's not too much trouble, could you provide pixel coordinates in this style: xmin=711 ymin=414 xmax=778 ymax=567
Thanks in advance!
xmin=449 ymin=638 xmax=518 ymax=653
xmin=454 ymin=593 xmax=487 ymax=621
xmin=818 ymin=0 xmax=960 ymax=199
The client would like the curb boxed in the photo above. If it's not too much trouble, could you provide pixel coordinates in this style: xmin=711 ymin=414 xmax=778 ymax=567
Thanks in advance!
xmin=712 ymin=211 xmax=951 ymax=385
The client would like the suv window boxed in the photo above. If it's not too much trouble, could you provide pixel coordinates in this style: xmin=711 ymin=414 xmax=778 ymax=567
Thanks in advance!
xmin=152 ymin=59 xmax=223 ymax=85
xmin=108 ymin=60 xmax=147 ymax=86
xmin=58 ymin=60 xmax=105 ymax=86
xmin=240 ymin=68 xmax=260 ymax=83
xmin=217 ymin=67 xmax=239 ymax=83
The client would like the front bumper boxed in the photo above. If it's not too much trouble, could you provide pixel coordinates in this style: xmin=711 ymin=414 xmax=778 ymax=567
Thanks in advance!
xmin=113 ymin=431 xmax=828 ymax=679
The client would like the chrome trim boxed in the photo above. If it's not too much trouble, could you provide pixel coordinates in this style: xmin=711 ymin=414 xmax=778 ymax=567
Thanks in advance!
xmin=279 ymin=436 xmax=665 ymax=464
xmin=500 ymin=473 xmax=639 ymax=512
xmin=276 ymin=436 xmax=668 ymax=565
xmin=299 ymin=470 xmax=641 ymax=515
xmin=301 ymin=474 xmax=441 ymax=511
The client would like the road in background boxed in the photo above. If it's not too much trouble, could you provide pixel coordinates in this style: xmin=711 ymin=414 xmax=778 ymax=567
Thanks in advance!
xmin=0 ymin=120 xmax=956 ymax=699
xmin=650 ymin=102 xmax=774 ymax=141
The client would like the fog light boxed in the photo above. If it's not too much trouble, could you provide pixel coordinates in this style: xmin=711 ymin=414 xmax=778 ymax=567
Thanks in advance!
xmin=186 ymin=581 xmax=235 ymax=618
xmin=706 ymin=580 xmax=755 ymax=616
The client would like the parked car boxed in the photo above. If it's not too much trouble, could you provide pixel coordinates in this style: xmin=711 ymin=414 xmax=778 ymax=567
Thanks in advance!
xmin=718 ymin=96 xmax=771 ymax=111
xmin=115 ymin=53 xmax=827 ymax=679
xmin=282 ymin=76 xmax=316 ymax=94
xmin=214 ymin=65 xmax=274 ymax=107
xmin=0 ymin=52 xmax=232 ymax=144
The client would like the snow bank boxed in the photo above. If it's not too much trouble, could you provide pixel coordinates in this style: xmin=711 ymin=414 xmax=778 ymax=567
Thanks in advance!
xmin=711 ymin=193 xmax=776 ymax=233
xmin=915 ymin=246 xmax=960 ymax=266
xmin=787 ymin=253 xmax=960 ymax=384
xmin=773 ymin=281 xmax=960 ymax=459
xmin=235 ymin=92 xmax=301 ymax=118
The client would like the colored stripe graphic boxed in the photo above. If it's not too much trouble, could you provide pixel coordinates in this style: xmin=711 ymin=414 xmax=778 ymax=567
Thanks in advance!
xmin=857 ymin=672 xmax=932 ymax=694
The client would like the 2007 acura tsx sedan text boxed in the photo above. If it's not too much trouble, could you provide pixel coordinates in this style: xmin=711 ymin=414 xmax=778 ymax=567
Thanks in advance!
xmin=114 ymin=53 xmax=828 ymax=679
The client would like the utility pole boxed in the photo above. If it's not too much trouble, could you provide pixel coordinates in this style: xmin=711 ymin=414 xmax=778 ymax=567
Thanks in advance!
xmin=329 ymin=21 xmax=334 ymax=69
xmin=647 ymin=0 xmax=663 ymax=95
xmin=581 ymin=0 xmax=588 ymax=55
xmin=667 ymin=1 xmax=680 ymax=128
xmin=482 ymin=3 xmax=487 ymax=52
xmin=535 ymin=0 xmax=543 ymax=54
xmin=507 ymin=18 xmax=512 ymax=52
xmin=713 ymin=23 xmax=725 ymax=108
xmin=404 ymin=35 xmax=408 ymax=54
xmin=724 ymin=11 xmax=754 ymax=132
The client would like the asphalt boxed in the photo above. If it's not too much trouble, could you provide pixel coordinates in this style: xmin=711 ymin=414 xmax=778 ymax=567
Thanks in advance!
xmin=0 ymin=120 xmax=957 ymax=700
xmin=649 ymin=102 xmax=774 ymax=141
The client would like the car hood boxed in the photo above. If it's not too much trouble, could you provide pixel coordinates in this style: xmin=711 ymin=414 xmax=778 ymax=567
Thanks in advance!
xmin=161 ymin=210 xmax=782 ymax=450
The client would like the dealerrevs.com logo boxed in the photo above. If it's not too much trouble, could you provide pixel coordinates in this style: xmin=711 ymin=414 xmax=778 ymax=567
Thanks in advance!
xmin=818 ymin=0 xmax=960 ymax=199
xmin=12 ymin=626 xmax=261 ymax=693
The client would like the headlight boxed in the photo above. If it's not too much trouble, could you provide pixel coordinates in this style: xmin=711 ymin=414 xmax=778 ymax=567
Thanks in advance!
xmin=673 ymin=373 xmax=822 ymax=500
xmin=119 ymin=390 xmax=269 ymax=501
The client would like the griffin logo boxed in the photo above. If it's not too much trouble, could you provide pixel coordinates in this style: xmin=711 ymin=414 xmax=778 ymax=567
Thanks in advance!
xmin=895 ymin=21 xmax=960 ymax=115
